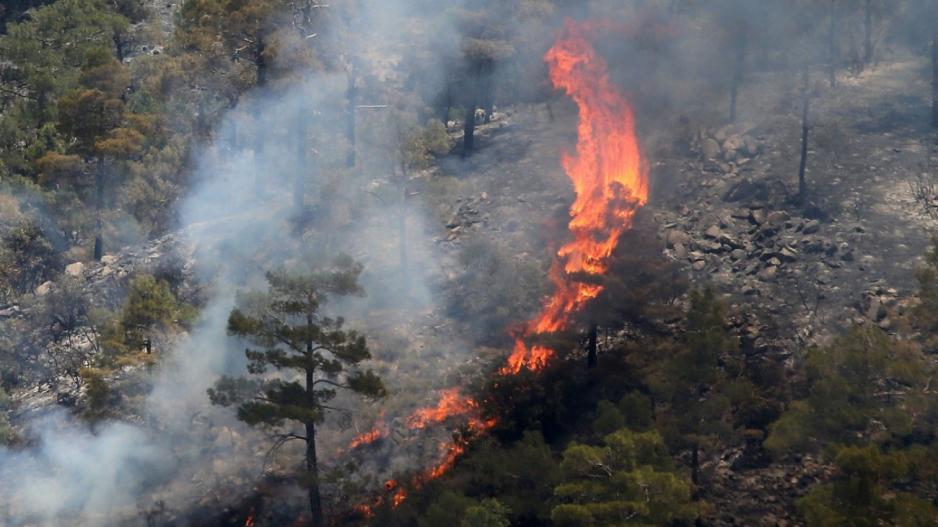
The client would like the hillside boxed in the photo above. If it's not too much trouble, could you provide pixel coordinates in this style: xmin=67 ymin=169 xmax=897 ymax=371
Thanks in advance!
xmin=1 ymin=2 xmax=938 ymax=527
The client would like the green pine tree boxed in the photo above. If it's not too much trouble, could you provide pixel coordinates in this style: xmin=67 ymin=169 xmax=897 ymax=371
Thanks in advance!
xmin=208 ymin=256 xmax=385 ymax=527
xmin=550 ymin=428 xmax=697 ymax=527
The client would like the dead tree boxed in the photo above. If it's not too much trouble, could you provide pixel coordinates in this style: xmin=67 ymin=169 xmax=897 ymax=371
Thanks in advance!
xmin=729 ymin=31 xmax=746 ymax=123
xmin=587 ymin=323 xmax=598 ymax=369
xmin=933 ymin=30 xmax=938 ymax=128
xmin=798 ymin=66 xmax=812 ymax=205
xmin=828 ymin=0 xmax=838 ymax=88
xmin=864 ymin=0 xmax=873 ymax=67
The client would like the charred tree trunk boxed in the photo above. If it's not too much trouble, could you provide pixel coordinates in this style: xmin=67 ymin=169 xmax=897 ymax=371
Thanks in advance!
xmin=729 ymin=33 xmax=746 ymax=123
xmin=398 ymin=163 xmax=410 ymax=294
xmin=691 ymin=442 xmax=700 ymax=486
xmin=255 ymin=33 xmax=268 ymax=88
xmin=439 ymin=81 xmax=453 ymax=124
xmin=463 ymin=64 xmax=486 ymax=157
xmin=864 ymin=0 xmax=873 ymax=67
xmin=294 ymin=120 xmax=308 ymax=212
xmin=828 ymin=0 xmax=837 ymax=88
xmin=253 ymin=114 xmax=265 ymax=198
xmin=305 ymin=313 xmax=324 ymax=527
xmin=462 ymin=100 xmax=476 ymax=157
xmin=93 ymin=162 xmax=105 ymax=261
xmin=798 ymin=67 xmax=811 ymax=205
xmin=481 ymin=71 xmax=494 ymax=124
xmin=346 ymin=73 xmax=357 ymax=169
xmin=587 ymin=324 xmax=598 ymax=369
xmin=113 ymin=31 xmax=125 ymax=63
xmin=932 ymin=32 xmax=938 ymax=128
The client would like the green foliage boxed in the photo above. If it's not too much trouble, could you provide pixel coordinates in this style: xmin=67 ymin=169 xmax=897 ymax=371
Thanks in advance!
xmin=592 ymin=400 xmax=625 ymax=436
xmin=460 ymin=431 xmax=559 ymax=522
xmin=400 ymin=119 xmax=451 ymax=172
xmin=98 ymin=274 xmax=195 ymax=364
xmin=797 ymin=445 xmax=938 ymax=526
xmin=645 ymin=288 xmax=736 ymax=469
xmin=0 ymin=385 xmax=14 ymax=445
xmin=460 ymin=499 xmax=510 ymax=527
xmin=79 ymin=367 xmax=113 ymax=420
xmin=209 ymin=256 xmax=385 ymax=428
xmin=618 ymin=392 xmax=654 ymax=432
xmin=913 ymin=236 xmax=938 ymax=348
xmin=0 ymin=220 xmax=61 ymax=300
xmin=765 ymin=325 xmax=934 ymax=455
xmin=418 ymin=491 xmax=474 ymax=527
xmin=551 ymin=428 xmax=697 ymax=526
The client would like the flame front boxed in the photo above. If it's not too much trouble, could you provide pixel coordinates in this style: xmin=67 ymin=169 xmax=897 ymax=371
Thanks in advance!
xmin=405 ymin=388 xmax=478 ymax=430
xmin=503 ymin=18 xmax=648 ymax=374
xmin=350 ymin=19 xmax=648 ymax=516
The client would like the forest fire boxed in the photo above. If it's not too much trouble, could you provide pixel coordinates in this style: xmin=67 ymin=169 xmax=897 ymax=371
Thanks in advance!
xmin=503 ymin=18 xmax=648 ymax=374
xmin=348 ymin=427 xmax=385 ymax=449
xmin=351 ymin=18 xmax=647 ymax=518
xmin=405 ymin=388 xmax=479 ymax=429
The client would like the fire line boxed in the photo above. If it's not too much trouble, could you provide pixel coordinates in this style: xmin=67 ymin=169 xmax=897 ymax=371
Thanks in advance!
xmin=351 ymin=18 xmax=648 ymax=517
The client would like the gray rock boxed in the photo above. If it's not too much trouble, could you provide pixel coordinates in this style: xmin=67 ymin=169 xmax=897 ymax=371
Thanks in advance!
xmin=65 ymin=262 xmax=85 ymax=277
xmin=866 ymin=297 xmax=887 ymax=321
xmin=765 ymin=211 xmax=790 ymax=226
xmin=704 ymin=225 xmax=722 ymax=239
xmin=758 ymin=266 xmax=778 ymax=280
xmin=666 ymin=229 xmax=691 ymax=248
xmin=779 ymin=247 xmax=798 ymax=262
xmin=35 ymin=281 xmax=54 ymax=296
xmin=803 ymin=220 xmax=820 ymax=234
xmin=673 ymin=243 xmax=687 ymax=259
xmin=749 ymin=209 xmax=766 ymax=225
xmin=699 ymin=240 xmax=724 ymax=253
xmin=702 ymin=138 xmax=721 ymax=159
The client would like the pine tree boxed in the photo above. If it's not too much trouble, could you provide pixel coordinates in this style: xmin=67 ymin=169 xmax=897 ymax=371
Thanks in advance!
xmin=208 ymin=256 xmax=385 ymax=527
xmin=550 ymin=428 xmax=697 ymax=526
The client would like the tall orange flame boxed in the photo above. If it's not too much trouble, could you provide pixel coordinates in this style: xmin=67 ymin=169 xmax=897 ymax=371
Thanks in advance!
xmin=503 ymin=18 xmax=648 ymax=374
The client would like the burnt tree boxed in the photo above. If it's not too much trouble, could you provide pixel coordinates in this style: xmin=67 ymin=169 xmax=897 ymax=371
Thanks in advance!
xmin=829 ymin=0 xmax=838 ymax=88
xmin=933 ymin=29 xmax=938 ymax=128
xmin=798 ymin=66 xmax=812 ymax=205
xmin=864 ymin=0 xmax=873 ymax=66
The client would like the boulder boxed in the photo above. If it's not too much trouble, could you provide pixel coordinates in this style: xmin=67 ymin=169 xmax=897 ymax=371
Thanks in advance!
xmin=65 ymin=262 xmax=85 ymax=278
xmin=702 ymin=137 xmax=721 ymax=159
xmin=749 ymin=209 xmax=766 ymax=225
xmin=758 ymin=266 xmax=778 ymax=280
xmin=704 ymin=225 xmax=722 ymax=239
xmin=35 ymin=281 xmax=54 ymax=296
xmin=666 ymin=229 xmax=691 ymax=248
xmin=803 ymin=220 xmax=820 ymax=235
xmin=723 ymin=135 xmax=744 ymax=160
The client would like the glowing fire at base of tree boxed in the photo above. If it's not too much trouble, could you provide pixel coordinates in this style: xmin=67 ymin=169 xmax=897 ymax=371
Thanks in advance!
xmin=504 ymin=17 xmax=648 ymax=374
